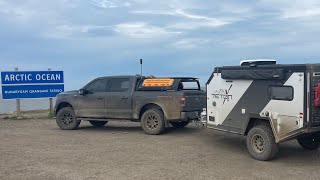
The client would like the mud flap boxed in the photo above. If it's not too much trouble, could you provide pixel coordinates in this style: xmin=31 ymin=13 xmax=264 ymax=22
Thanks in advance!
xmin=164 ymin=119 xmax=170 ymax=128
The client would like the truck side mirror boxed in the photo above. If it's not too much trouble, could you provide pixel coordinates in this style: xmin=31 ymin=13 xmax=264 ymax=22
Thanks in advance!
xmin=79 ymin=89 xmax=85 ymax=95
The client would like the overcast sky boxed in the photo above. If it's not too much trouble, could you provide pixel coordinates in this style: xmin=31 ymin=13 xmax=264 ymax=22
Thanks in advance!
xmin=0 ymin=0 xmax=319 ymax=90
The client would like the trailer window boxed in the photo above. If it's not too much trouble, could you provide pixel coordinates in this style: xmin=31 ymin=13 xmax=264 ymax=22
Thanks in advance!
xmin=269 ymin=86 xmax=293 ymax=101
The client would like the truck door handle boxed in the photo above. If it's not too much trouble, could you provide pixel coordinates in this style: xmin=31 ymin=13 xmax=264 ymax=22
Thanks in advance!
xmin=121 ymin=96 xmax=128 ymax=99
xmin=97 ymin=97 xmax=104 ymax=100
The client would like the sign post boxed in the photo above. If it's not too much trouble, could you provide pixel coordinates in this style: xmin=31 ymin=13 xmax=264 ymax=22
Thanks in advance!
xmin=49 ymin=98 xmax=53 ymax=116
xmin=48 ymin=68 xmax=53 ymax=116
xmin=14 ymin=67 xmax=21 ymax=117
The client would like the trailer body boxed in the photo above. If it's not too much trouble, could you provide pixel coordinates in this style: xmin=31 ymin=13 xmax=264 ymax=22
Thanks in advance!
xmin=206 ymin=63 xmax=320 ymax=160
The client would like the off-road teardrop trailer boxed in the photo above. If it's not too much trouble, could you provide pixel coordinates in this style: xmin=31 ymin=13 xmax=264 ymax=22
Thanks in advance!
xmin=206 ymin=61 xmax=320 ymax=161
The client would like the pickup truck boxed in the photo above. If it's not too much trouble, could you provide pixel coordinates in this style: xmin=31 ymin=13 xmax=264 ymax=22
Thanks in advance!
xmin=54 ymin=75 xmax=206 ymax=135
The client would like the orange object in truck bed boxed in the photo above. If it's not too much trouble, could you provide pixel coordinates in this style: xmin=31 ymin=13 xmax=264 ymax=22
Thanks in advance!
xmin=142 ymin=78 xmax=174 ymax=87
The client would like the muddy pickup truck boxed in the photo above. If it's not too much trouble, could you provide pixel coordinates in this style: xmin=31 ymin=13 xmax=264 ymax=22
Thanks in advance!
xmin=54 ymin=75 xmax=206 ymax=135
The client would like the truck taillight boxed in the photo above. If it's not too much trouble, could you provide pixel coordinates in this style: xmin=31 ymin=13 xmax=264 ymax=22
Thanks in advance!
xmin=177 ymin=96 xmax=186 ymax=107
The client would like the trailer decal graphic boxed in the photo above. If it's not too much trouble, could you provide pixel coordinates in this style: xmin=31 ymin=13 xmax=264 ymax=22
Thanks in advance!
xmin=211 ymin=85 xmax=233 ymax=105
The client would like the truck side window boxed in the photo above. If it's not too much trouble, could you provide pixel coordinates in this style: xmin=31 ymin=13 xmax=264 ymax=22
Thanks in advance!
xmin=86 ymin=79 xmax=108 ymax=94
xmin=269 ymin=86 xmax=294 ymax=101
xmin=107 ymin=78 xmax=130 ymax=92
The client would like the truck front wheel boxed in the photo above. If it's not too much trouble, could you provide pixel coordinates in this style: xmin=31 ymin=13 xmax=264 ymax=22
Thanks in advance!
xmin=170 ymin=121 xmax=189 ymax=128
xmin=297 ymin=135 xmax=320 ymax=150
xmin=56 ymin=107 xmax=81 ymax=130
xmin=141 ymin=109 xmax=165 ymax=135
xmin=246 ymin=124 xmax=278 ymax=161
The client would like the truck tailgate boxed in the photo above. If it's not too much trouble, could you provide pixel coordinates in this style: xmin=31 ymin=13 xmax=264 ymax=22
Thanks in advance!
xmin=182 ymin=91 xmax=206 ymax=111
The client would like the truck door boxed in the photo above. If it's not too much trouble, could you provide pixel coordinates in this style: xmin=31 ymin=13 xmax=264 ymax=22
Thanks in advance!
xmin=76 ymin=78 xmax=108 ymax=118
xmin=106 ymin=78 xmax=132 ymax=119
xmin=261 ymin=73 xmax=305 ymax=136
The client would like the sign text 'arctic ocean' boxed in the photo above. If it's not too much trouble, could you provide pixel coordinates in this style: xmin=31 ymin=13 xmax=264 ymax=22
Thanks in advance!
xmin=1 ymin=71 xmax=64 ymax=99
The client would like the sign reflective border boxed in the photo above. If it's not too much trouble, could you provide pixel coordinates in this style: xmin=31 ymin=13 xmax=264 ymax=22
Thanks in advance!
xmin=142 ymin=78 xmax=174 ymax=87
xmin=1 ymin=71 xmax=64 ymax=99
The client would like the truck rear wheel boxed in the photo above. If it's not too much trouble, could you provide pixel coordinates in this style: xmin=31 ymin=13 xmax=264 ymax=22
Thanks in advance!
xmin=89 ymin=121 xmax=108 ymax=127
xmin=246 ymin=124 xmax=278 ymax=161
xmin=56 ymin=107 xmax=81 ymax=130
xmin=141 ymin=109 xmax=165 ymax=135
xmin=297 ymin=135 xmax=320 ymax=150
xmin=170 ymin=121 xmax=189 ymax=128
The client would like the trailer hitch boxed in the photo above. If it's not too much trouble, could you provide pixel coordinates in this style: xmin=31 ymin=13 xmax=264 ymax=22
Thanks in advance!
xmin=193 ymin=110 xmax=207 ymax=128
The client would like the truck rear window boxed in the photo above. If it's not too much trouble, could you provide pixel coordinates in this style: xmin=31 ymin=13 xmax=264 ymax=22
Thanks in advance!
xmin=178 ymin=80 xmax=200 ymax=91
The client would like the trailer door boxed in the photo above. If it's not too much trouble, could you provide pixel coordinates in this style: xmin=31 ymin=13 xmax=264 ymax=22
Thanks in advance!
xmin=261 ymin=73 xmax=305 ymax=136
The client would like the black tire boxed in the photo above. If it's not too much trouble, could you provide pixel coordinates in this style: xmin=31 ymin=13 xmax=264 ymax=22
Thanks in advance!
xmin=297 ymin=135 xmax=320 ymax=150
xmin=141 ymin=109 xmax=165 ymax=135
xmin=89 ymin=120 xmax=108 ymax=127
xmin=170 ymin=121 xmax=189 ymax=128
xmin=56 ymin=107 xmax=81 ymax=130
xmin=246 ymin=124 xmax=278 ymax=161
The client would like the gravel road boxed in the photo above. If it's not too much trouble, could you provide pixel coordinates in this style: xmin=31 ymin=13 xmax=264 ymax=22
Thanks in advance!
xmin=1 ymin=119 xmax=320 ymax=180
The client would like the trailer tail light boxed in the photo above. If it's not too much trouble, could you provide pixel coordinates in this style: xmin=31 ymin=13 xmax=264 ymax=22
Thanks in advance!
xmin=177 ymin=96 xmax=186 ymax=108
xmin=315 ymin=84 xmax=320 ymax=108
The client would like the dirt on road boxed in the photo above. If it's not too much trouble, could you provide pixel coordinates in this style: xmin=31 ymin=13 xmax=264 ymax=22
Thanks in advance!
xmin=1 ymin=118 xmax=320 ymax=180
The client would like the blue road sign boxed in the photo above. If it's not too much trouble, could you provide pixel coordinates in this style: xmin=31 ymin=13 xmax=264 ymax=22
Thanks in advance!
xmin=1 ymin=71 xmax=63 ymax=84
xmin=1 ymin=71 xmax=64 ymax=99
xmin=2 ymin=84 xmax=64 ymax=99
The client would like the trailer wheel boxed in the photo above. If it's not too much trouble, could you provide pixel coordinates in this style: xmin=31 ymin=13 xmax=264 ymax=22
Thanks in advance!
xmin=141 ymin=109 xmax=165 ymax=135
xmin=56 ymin=107 xmax=81 ymax=130
xmin=246 ymin=124 xmax=278 ymax=161
xmin=89 ymin=121 xmax=108 ymax=127
xmin=170 ymin=121 xmax=189 ymax=128
xmin=297 ymin=135 xmax=320 ymax=150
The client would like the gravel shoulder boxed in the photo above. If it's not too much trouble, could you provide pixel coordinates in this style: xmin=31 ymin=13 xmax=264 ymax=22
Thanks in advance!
xmin=1 ymin=118 xmax=320 ymax=180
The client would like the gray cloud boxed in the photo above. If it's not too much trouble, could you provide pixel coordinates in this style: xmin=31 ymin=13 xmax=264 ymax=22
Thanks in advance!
xmin=0 ymin=0 xmax=320 ymax=89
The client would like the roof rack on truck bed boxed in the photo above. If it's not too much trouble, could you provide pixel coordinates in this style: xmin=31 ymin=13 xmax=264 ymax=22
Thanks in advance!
xmin=138 ymin=77 xmax=200 ymax=91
